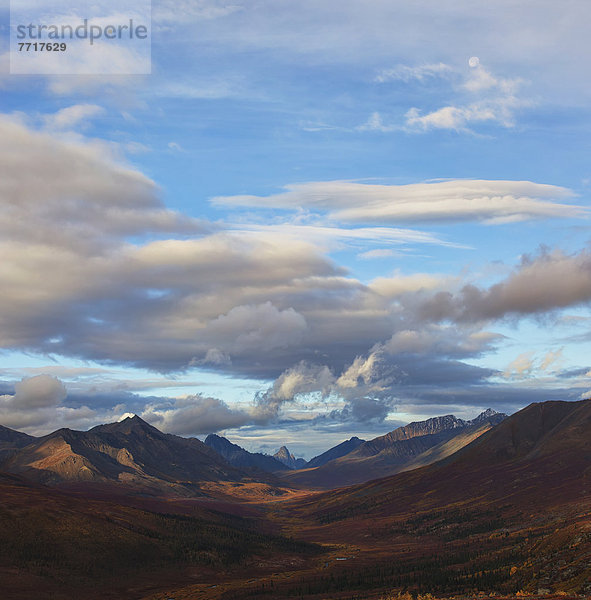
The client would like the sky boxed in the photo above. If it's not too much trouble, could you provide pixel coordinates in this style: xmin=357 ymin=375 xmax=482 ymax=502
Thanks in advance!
xmin=1 ymin=0 xmax=591 ymax=458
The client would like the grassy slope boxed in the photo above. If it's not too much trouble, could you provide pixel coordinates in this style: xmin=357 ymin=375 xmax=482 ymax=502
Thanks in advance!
xmin=0 ymin=472 xmax=322 ymax=600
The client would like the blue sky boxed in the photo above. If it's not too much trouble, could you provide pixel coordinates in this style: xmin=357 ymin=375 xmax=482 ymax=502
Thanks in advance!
xmin=1 ymin=0 xmax=591 ymax=457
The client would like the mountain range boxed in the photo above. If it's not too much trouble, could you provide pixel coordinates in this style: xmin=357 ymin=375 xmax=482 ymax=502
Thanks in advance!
xmin=295 ymin=400 xmax=590 ymax=520
xmin=0 ymin=415 xmax=245 ymax=495
xmin=0 ymin=409 xmax=506 ymax=493
xmin=280 ymin=408 xmax=507 ymax=488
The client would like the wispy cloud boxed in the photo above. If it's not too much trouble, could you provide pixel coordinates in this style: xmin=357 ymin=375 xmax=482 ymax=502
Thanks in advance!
xmin=229 ymin=223 xmax=464 ymax=249
xmin=213 ymin=179 xmax=583 ymax=225
xmin=42 ymin=104 xmax=105 ymax=131
xmin=375 ymin=62 xmax=452 ymax=83
xmin=356 ymin=112 xmax=398 ymax=132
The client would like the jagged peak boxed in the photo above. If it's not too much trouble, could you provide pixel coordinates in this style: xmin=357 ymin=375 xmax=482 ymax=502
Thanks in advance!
xmin=469 ymin=408 xmax=507 ymax=425
xmin=274 ymin=446 xmax=292 ymax=458
xmin=477 ymin=408 xmax=499 ymax=418
xmin=205 ymin=434 xmax=236 ymax=449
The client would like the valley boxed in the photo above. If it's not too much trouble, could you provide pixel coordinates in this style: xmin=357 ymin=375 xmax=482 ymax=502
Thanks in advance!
xmin=0 ymin=400 xmax=589 ymax=600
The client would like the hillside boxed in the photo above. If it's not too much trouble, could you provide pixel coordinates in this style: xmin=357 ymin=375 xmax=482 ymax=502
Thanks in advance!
xmin=273 ymin=400 xmax=591 ymax=597
xmin=0 ymin=424 xmax=36 ymax=447
xmin=0 ymin=470 xmax=322 ymax=600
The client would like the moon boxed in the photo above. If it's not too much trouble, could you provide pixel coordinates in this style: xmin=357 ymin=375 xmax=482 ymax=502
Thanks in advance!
xmin=468 ymin=56 xmax=480 ymax=68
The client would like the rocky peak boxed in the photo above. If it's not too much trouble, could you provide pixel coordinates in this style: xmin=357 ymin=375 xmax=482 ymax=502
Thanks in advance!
xmin=469 ymin=408 xmax=503 ymax=425
xmin=273 ymin=446 xmax=307 ymax=469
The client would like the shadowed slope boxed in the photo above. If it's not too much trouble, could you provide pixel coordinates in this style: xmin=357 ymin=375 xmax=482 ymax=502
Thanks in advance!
xmin=306 ymin=436 xmax=365 ymax=468
xmin=0 ymin=425 xmax=37 ymax=462
xmin=0 ymin=424 xmax=35 ymax=447
xmin=267 ymin=401 xmax=591 ymax=598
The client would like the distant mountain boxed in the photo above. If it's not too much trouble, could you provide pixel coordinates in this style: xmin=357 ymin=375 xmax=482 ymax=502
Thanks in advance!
xmin=357 ymin=411 xmax=506 ymax=457
xmin=281 ymin=409 xmax=506 ymax=488
xmin=205 ymin=434 xmax=289 ymax=472
xmin=307 ymin=436 xmax=365 ymax=468
xmin=1 ymin=415 xmax=246 ymax=493
xmin=274 ymin=446 xmax=307 ymax=469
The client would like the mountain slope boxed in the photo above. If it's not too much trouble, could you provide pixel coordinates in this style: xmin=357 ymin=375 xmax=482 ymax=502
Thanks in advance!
xmin=0 ymin=424 xmax=36 ymax=462
xmin=205 ymin=434 xmax=289 ymax=472
xmin=296 ymin=399 xmax=591 ymax=521
xmin=1 ymin=415 xmax=245 ymax=492
xmin=281 ymin=409 xmax=506 ymax=488
xmin=307 ymin=436 xmax=365 ymax=468
xmin=281 ymin=400 xmax=591 ymax=597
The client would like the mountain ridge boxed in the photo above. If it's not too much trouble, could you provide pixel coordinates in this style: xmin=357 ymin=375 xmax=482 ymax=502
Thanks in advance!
xmin=280 ymin=409 xmax=507 ymax=488
xmin=1 ymin=415 xmax=246 ymax=493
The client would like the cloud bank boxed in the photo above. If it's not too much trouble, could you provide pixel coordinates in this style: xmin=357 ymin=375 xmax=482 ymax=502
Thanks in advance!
xmin=1 ymin=115 xmax=590 ymax=438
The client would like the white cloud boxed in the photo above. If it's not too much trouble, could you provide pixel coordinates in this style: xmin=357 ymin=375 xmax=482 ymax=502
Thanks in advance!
xmin=214 ymin=180 xmax=582 ymax=225
xmin=405 ymin=97 xmax=527 ymax=131
xmin=12 ymin=375 xmax=67 ymax=409
xmin=504 ymin=348 xmax=564 ymax=380
xmin=539 ymin=348 xmax=563 ymax=372
xmin=369 ymin=273 xmax=447 ymax=298
xmin=0 ymin=114 xmax=589 ymax=427
xmin=0 ymin=375 xmax=96 ymax=432
xmin=231 ymin=222 xmax=459 ymax=249
xmin=42 ymin=104 xmax=105 ymax=131
xmin=503 ymin=352 xmax=535 ymax=379
xmin=405 ymin=60 xmax=529 ymax=132
xmin=417 ymin=248 xmax=591 ymax=323
xmin=358 ymin=249 xmax=396 ymax=260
